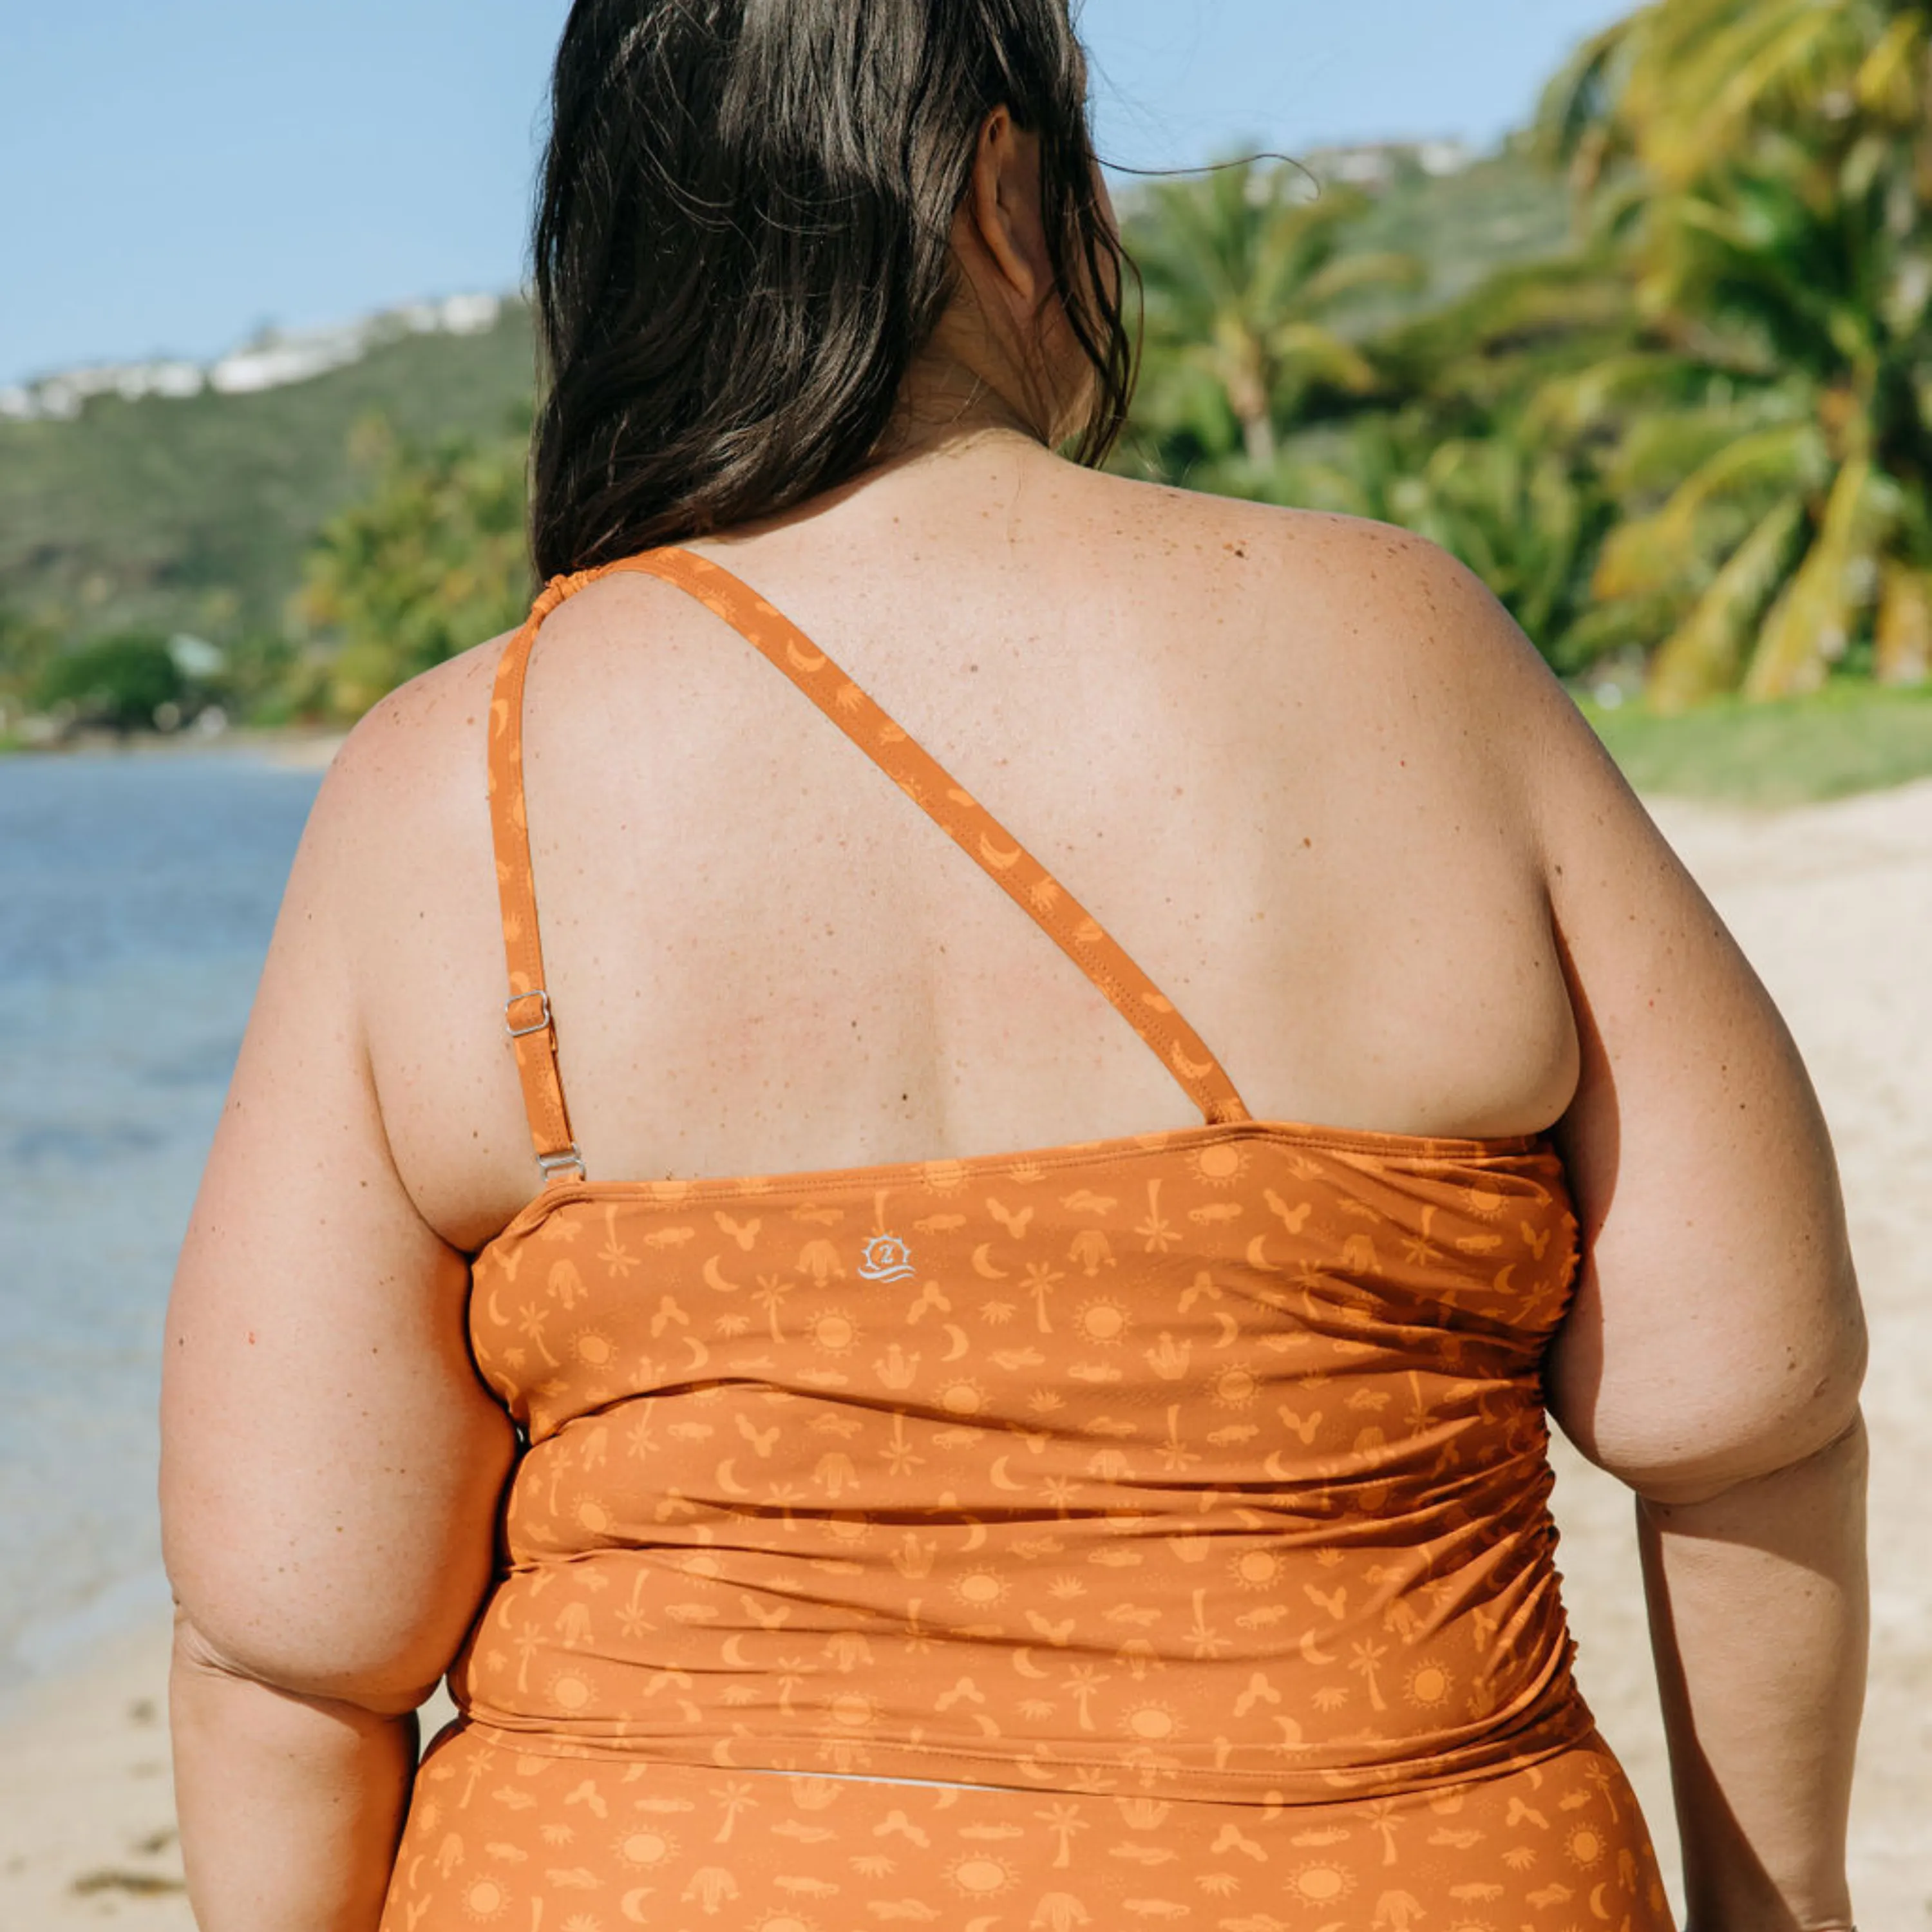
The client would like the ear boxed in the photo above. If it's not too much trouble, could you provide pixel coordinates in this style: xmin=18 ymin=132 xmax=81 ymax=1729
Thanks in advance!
xmin=964 ymin=106 xmax=1048 ymax=307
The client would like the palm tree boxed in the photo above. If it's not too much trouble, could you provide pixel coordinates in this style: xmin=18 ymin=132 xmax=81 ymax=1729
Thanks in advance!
xmin=1535 ymin=1 xmax=1932 ymax=703
xmin=1575 ymin=136 xmax=1932 ymax=703
xmin=1124 ymin=159 xmax=1424 ymax=477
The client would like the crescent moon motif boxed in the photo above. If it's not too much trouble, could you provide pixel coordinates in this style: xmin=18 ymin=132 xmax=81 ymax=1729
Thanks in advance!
xmin=485 ymin=1287 xmax=508 ymax=1329
xmin=971 ymin=1244 xmax=1009 ymax=1280
xmin=1493 ymin=1263 xmax=1517 ymax=1295
xmin=1012 ymin=1647 xmax=1049 ymax=1680
xmin=1589 ymin=1882 xmax=1611 ymax=1921
xmin=1264 ymin=1451 xmax=1294 ymax=1481
xmin=703 ymin=1254 xmax=741 ymax=1294
xmin=719 ymin=1634 xmax=750 ymax=1669
xmin=1169 ymin=1041 xmax=1218 ymax=1080
xmin=715 ymin=1459 xmax=752 ymax=1497
xmin=1245 ymin=1235 xmax=1277 ymax=1272
xmin=1212 ymin=1312 xmax=1240 ymax=1348
xmin=961 ymin=1517 xmax=988 ymax=1551
xmin=1300 ymin=1630 xmax=1336 ymax=1666
xmin=978 ymin=834 xmax=1023 ymax=870
xmin=621 ymin=1889 xmax=656 ymax=1924
xmin=942 ymin=1324 xmax=971 ymax=1361
xmin=684 ymin=1334 xmax=711 ymax=1370
xmin=786 ymin=639 xmax=828 ymax=674
xmin=990 ymin=1457 xmax=1025 ymax=1492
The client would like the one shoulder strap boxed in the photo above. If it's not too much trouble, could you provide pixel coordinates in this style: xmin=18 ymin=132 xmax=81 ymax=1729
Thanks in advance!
xmin=488 ymin=545 xmax=1250 ymax=1181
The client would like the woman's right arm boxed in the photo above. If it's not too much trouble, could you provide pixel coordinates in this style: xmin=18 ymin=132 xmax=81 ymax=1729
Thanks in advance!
xmin=1388 ymin=534 xmax=1869 ymax=1930
xmin=1512 ymin=646 xmax=1868 ymax=1925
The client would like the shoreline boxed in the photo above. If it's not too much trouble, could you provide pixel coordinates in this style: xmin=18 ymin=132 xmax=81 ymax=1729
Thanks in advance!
xmin=0 ymin=728 xmax=347 ymax=771
xmin=5 ymin=779 xmax=1927 ymax=1925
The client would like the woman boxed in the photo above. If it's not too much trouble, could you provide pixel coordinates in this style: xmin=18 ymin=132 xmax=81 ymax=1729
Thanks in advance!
xmin=160 ymin=4 xmax=1868 ymax=1928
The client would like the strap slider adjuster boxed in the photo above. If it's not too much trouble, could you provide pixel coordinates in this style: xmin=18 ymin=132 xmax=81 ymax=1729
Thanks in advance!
xmin=505 ymin=989 xmax=554 ymax=1038
xmin=537 ymin=1144 xmax=587 ymax=1182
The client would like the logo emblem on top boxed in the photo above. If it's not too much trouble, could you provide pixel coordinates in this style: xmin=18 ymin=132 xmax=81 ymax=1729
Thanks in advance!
xmin=857 ymin=1234 xmax=915 ymax=1283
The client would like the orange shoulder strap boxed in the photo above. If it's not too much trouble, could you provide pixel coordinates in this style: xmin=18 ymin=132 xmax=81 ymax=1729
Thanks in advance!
xmin=487 ymin=546 xmax=1250 ymax=1181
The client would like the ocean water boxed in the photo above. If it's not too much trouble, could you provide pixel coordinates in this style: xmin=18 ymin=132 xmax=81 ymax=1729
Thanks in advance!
xmin=0 ymin=750 xmax=321 ymax=1704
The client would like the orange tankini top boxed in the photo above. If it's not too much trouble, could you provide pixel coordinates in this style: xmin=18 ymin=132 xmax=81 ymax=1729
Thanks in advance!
xmin=380 ymin=547 xmax=1673 ymax=1930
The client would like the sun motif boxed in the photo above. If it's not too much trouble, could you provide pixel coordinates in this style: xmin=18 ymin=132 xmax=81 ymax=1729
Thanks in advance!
xmin=1189 ymin=1141 xmax=1251 ymax=1188
xmin=950 ymin=1567 xmax=1010 ymax=1610
xmin=1564 ymin=1823 xmax=1607 ymax=1867
xmin=1209 ymin=1363 xmax=1260 ymax=1409
xmin=824 ymin=1691 xmax=877 ymax=1730
xmin=459 ymin=1876 xmax=510 ymax=1922
xmin=943 ymin=1853 xmax=1020 ymax=1899
xmin=806 ymin=1309 xmax=859 ymax=1356
xmin=547 ymin=1670 xmax=594 ymax=1714
xmin=1073 ymin=1297 xmax=1129 ymax=1345
xmin=1461 ymin=1183 xmax=1506 ymax=1220
xmin=935 ymin=1375 xmax=987 ymax=1417
xmin=1286 ymin=1862 xmax=1357 ymax=1906
xmin=571 ymin=1329 xmax=615 ymax=1367
xmin=822 ymin=1511 xmax=871 ymax=1548
xmin=755 ymin=1916 xmax=819 ymax=1932
xmin=1229 ymin=1544 xmax=1291 ymax=1592
xmin=1404 ymin=1661 xmax=1455 ymax=1710
xmin=920 ymin=1159 xmax=970 ymax=1194
xmin=1120 ymin=1700 xmax=1184 ymax=1744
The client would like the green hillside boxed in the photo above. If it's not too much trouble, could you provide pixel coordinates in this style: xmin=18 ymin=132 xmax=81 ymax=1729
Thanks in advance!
xmin=0 ymin=302 xmax=536 ymax=645
xmin=0 ymin=147 xmax=1566 ymax=657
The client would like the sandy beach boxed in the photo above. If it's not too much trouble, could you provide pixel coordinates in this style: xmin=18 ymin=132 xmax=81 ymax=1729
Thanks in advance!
xmin=3 ymin=776 xmax=1926 ymax=1928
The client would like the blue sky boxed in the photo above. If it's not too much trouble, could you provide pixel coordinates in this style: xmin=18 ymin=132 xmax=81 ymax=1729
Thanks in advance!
xmin=0 ymin=0 xmax=1630 ymax=386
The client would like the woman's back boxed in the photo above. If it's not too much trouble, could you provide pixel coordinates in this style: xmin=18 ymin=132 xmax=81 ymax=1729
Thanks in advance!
xmin=158 ymin=6 xmax=1867 ymax=1923
xmin=355 ymin=445 xmax=1580 ymax=1247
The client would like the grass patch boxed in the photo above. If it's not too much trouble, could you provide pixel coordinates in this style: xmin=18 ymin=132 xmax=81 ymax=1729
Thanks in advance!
xmin=1577 ymin=681 xmax=1932 ymax=806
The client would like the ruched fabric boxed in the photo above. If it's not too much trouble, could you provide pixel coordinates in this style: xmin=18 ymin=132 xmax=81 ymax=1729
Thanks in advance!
xmin=380 ymin=548 xmax=1674 ymax=1929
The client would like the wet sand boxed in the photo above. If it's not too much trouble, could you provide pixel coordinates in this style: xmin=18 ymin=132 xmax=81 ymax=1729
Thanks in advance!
xmin=4 ymin=777 xmax=1926 ymax=1927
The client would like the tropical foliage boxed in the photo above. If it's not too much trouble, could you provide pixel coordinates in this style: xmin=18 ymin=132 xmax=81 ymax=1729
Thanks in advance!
xmin=6 ymin=0 xmax=1930 ymax=737
xmin=1534 ymin=0 xmax=1932 ymax=705
xmin=296 ymin=414 xmax=533 ymax=719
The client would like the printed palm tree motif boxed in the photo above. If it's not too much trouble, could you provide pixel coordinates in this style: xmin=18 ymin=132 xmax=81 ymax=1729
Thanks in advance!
xmin=1023 ymin=1262 xmax=1065 ymax=1331
xmin=880 ymin=1413 xmax=923 ymax=1477
xmin=1065 ymin=1663 xmax=1110 ymax=1730
xmin=511 ymin=1625 xmax=544 ymax=1694
xmin=614 ymin=1576 xmax=654 ymax=1640
xmin=597 ymin=1206 xmax=638 ymax=1278
xmin=516 ymin=1302 xmax=558 ymax=1367
xmin=752 ymin=1274 xmax=793 ymax=1341
xmin=1185 ymin=1589 xmax=1232 ymax=1659
xmin=1034 ymin=1801 xmax=1090 ymax=1867
xmin=1135 ymin=1179 xmax=1179 ymax=1254
xmin=1362 ymin=1798 xmax=1406 ymax=1866
xmin=710 ymin=1781 xmax=755 ymax=1842
xmin=1349 ymin=1638 xmax=1392 ymax=1712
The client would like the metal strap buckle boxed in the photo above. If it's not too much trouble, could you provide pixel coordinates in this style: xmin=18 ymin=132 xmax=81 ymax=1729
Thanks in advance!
xmin=538 ymin=1145 xmax=587 ymax=1182
xmin=505 ymin=989 xmax=553 ymax=1038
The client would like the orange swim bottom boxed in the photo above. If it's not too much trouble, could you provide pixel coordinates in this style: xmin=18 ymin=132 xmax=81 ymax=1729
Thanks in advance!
xmin=381 ymin=1725 xmax=1675 ymax=1930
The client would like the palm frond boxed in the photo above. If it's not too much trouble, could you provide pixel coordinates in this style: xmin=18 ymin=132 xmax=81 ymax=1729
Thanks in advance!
xmin=1744 ymin=453 xmax=1893 ymax=695
xmin=1647 ymin=495 xmax=1809 ymax=710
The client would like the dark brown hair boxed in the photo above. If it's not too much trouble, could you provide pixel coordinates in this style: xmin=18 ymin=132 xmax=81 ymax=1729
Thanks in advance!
xmin=529 ymin=0 xmax=1132 ymax=576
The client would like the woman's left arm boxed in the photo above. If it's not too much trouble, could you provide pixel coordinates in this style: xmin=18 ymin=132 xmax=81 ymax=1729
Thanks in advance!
xmin=161 ymin=708 xmax=516 ymax=1932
